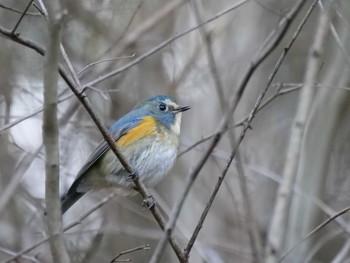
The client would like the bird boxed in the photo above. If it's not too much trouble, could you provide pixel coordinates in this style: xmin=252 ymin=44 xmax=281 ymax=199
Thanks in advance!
xmin=61 ymin=95 xmax=190 ymax=214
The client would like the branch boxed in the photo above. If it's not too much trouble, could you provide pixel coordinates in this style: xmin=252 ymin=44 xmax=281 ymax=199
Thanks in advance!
xmin=264 ymin=3 xmax=330 ymax=263
xmin=0 ymin=92 xmax=73 ymax=134
xmin=2 ymin=192 xmax=116 ymax=263
xmin=11 ymin=0 xmax=34 ymax=35
xmin=84 ymin=0 xmax=249 ymax=88
xmin=42 ymin=0 xmax=70 ymax=262
xmin=110 ymin=244 xmax=150 ymax=263
xmin=150 ymin=0 xmax=309 ymax=262
xmin=0 ymin=3 xmax=40 ymax=16
xmin=280 ymin=206 xmax=350 ymax=262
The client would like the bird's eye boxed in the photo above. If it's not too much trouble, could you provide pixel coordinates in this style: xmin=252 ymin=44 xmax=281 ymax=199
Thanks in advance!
xmin=159 ymin=103 xmax=168 ymax=112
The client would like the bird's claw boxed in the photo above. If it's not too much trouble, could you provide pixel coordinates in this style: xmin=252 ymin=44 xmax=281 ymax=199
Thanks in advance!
xmin=128 ymin=170 xmax=138 ymax=181
xmin=142 ymin=196 xmax=155 ymax=209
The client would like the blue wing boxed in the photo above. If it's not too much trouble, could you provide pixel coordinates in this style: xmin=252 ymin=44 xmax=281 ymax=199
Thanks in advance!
xmin=62 ymin=108 xmax=149 ymax=198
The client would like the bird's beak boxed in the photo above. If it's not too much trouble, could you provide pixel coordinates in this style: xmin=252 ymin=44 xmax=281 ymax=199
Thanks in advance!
xmin=173 ymin=105 xmax=190 ymax=113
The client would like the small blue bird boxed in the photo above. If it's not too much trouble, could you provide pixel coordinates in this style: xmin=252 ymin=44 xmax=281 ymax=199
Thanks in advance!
xmin=61 ymin=95 xmax=190 ymax=214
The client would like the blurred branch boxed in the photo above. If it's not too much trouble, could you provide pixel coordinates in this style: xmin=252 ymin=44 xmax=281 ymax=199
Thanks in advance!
xmin=35 ymin=0 xmax=83 ymax=89
xmin=85 ymin=0 xmax=249 ymax=88
xmin=319 ymin=1 xmax=350 ymax=67
xmin=305 ymin=230 xmax=342 ymax=262
xmin=0 ymin=92 xmax=73 ymax=134
xmin=0 ymin=146 xmax=42 ymax=213
xmin=150 ymin=0 xmax=309 ymax=262
xmin=330 ymin=0 xmax=350 ymax=29
xmin=189 ymin=0 xmax=225 ymax=107
xmin=0 ymin=3 xmax=40 ymax=16
xmin=0 ymin=92 xmax=82 ymax=214
xmin=331 ymin=239 xmax=350 ymax=263
xmin=77 ymin=54 xmax=135 ymax=76
xmin=265 ymin=3 xmax=330 ymax=263
xmin=110 ymin=244 xmax=150 ymax=263
xmin=79 ymin=0 xmax=186 ymax=80
xmin=0 ymin=246 xmax=39 ymax=263
xmin=280 ymin=206 xmax=350 ymax=262
xmin=2 ymin=192 xmax=117 ymax=263
xmin=42 ymin=0 xmax=70 ymax=262
xmin=112 ymin=0 xmax=144 ymax=46
xmin=11 ymin=0 xmax=34 ymax=35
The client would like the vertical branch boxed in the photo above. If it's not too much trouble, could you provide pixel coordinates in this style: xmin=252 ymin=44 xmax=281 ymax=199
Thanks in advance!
xmin=42 ymin=0 xmax=70 ymax=262
xmin=264 ymin=5 xmax=330 ymax=263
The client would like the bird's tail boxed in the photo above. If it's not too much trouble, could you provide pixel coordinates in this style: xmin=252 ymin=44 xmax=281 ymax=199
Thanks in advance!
xmin=61 ymin=191 xmax=84 ymax=214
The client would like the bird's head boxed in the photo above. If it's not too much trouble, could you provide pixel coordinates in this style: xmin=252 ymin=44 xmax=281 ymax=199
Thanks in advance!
xmin=135 ymin=95 xmax=190 ymax=134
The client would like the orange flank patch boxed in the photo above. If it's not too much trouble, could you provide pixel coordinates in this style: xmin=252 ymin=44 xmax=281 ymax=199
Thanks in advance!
xmin=117 ymin=116 xmax=157 ymax=147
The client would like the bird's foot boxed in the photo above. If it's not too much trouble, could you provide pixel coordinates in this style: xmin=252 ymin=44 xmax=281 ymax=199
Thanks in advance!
xmin=142 ymin=196 xmax=155 ymax=209
xmin=128 ymin=170 xmax=139 ymax=181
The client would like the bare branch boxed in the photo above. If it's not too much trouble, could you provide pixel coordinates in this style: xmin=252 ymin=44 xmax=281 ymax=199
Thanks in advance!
xmin=280 ymin=206 xmax=350 ymax=262
xmin=11 ymin=0 xmax=34 ymax=35
xmin=85 ymin=0 xmax=249 ymax=88
xmin=42 ymin=0 xmax=70 ymax=262
xmin=110 ymin=244 xmax=150 ymax=263
xmin=2 ymin=192 xmax=116 ymax=263
xmin=0 ymin=3 xmax=40 ymax=16
xmin=0 ymin=92 xmax=73 ymax=134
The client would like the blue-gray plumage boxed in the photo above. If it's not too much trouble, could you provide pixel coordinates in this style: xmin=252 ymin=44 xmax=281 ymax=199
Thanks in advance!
xmin=61 ymin=96 xmax=190 ymax=214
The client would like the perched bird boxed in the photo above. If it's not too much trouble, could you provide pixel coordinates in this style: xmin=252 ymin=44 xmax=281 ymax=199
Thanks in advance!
xmin=61 ymin=95 xmax=190 ymax=214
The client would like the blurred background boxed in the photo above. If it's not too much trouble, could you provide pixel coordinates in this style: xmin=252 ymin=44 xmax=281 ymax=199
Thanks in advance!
xmin=1 ymin=0 xmax=350 ymax=262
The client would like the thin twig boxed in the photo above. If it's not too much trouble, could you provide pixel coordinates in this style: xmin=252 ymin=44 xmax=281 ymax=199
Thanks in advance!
xmin=84 ymin=0 xmax=186 ymax=80
xmin=2 ymin=192 xmax=117 ymax=263
xmin=280 ymin=206 xmax=350 ymax=262
xmin=77 ymin=54 xmax=136 ymax=76
xmin=331 ymin=239 xmax=350 ymax=263
xmin=0 ymin=92 xmax=73 ymax=134
xmin=0 ymin=3 xmax=40 ymax=16
xmin=0 ymin=146 xmax=43 ymax=213
xmin=110 ymin=244 xmax=150 ymax=263
xmin=35 ymin=0 xmax=82 ymax=89
xmin=319 ymin=1 xmax=350 ymax=68
xmin=150 ymin=1 xmax=308 ymax=262
xmin=84 ymin=0 xmax=249 ymax=88
xmin=11 ymin=0 xmax=34 ymax=35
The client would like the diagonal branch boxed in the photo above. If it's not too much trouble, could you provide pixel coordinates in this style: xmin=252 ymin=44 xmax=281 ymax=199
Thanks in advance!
xmin=11 ymin=0 xmax=34 ymax=35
